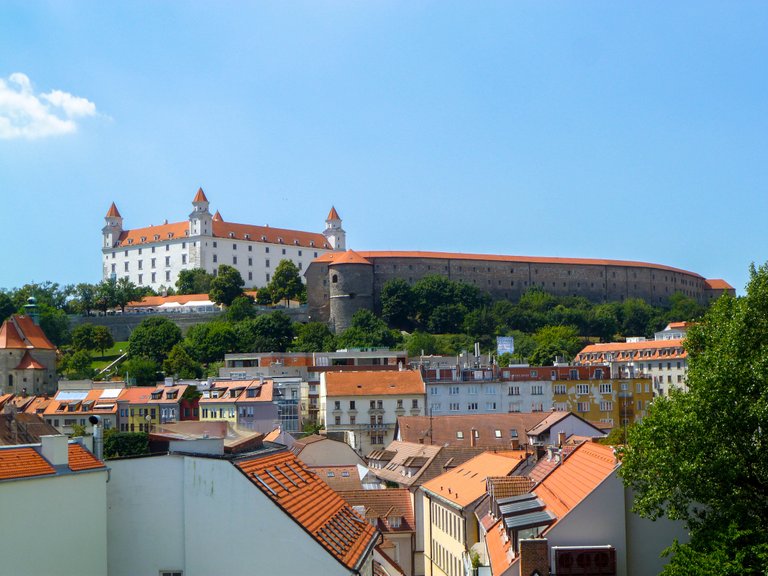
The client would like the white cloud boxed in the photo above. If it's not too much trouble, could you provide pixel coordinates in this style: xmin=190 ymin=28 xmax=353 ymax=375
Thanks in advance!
xmin=0 ymin=72 xmax=98 ymax=140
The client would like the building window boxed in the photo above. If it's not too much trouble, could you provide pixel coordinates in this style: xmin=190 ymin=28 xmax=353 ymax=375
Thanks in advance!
xmin=449 ymin=386 xmax=459 ymax=395
xmin=349 ymin=400 xmax=355 ymax=410
xmin=412 ymin=399 xmax=418 ymax=409
xmin=166 ymin=271 xmax=171 ymax=282
xmin=531 ymin=385 xmax=543 ymax=395
xmin=397 ymin=399 xmax=403 ymax=409
xmin=553 ymin=384 xmax=566 ymax=394
xmin=576 ymin=384 xmax=589 ymax=395
xmin=449 ymin=403 xmax=459 ymax=411
xmin=456 ymin=431 xmax=464 ymax=439
xmin=334 ymin=401 xmax=341 ymax=410
xmin=213 ymin=255 xmax=218 ymax=263
xmin=485 ymin=402 xmax=497 ymax=410
xmin=468 ymin=402 xmax=478 ymax=411
xmin=233 ymin=256 xmax=237 ymax=264
xmin=599 ymin=383 xmax=613 ymax=394
xmin=600 ymin=401 xmax=613 ymax=411
xmin=508 ymin=386 xmax=520 ymax=396
xmin=138 ymin=274 xmax=143 ymax=285
xmin=577 ymin=402 xmax=590 ymax=412
xmin=334 ymin=416 xmax=341 ymax=425
xmin=182 ymin=254 xmax=187 ymax=264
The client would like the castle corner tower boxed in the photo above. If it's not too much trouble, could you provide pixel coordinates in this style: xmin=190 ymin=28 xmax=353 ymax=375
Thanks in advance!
xmin=323 ymin=206 xmax=346 ymax=251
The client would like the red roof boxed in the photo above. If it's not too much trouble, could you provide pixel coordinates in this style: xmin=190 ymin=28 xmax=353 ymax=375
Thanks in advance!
xmin=0 ymin=316 xmax=56 ymax=350
xmin=236 ymin=449 xmax=378 ymax=570
xmin=213 ymin=210 xmax=223 ymax=221
xmin=212 ymin=219 xmax=329 ymax=249
xmin=705 ymin=278 xmax=734 ymax=290
xmin=325 ymin=370 xmax=425 ymax=397
xmin=68 ymin=443 xmax=106 ymax=471
xmin=0 ymin=447 xmax=55 ymax=480
xmin=15 ymin=351 xmax=46 ymax=370
xmin=117 ymin=220 xmax=190 ymax=246
xmin=193 ymin=187 xmax=208 ymax=202
xmin=313 ymin=251 xmax=705 ymax=277
xmin=106 ymin=202 xmax=121 ymax=218
xmin=327 ymin=206 xmax=341 ymax=220
xmin=328 ymin=250 xmax=372 ymax=266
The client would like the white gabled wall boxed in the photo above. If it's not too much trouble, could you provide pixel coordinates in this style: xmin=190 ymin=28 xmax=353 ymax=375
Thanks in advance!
xmin=107 ymin=453 xmax=357 ymax=576
xmin=1 ymin=471 xmax=108 ymax=576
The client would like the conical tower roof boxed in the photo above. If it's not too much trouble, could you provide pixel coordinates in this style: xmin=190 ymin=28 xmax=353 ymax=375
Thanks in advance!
xmin=106 ymin=202 xmax=121 ymax=218
xmin=328 ymin=250 xmax=371 ymax=266
xmin=193 ymin=187 xmax=209 ymax=203
xmin=327 ymin=206 xmax=341 ymax=221
xmin=213 ymin=210 xmax=223 ymax=222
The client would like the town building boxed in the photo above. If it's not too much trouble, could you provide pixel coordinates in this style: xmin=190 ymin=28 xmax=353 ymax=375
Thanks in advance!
xmin=396 ymin=412 xmax=604 ymax=450
xmin=116 ymin=382 xmax=188 ymax=432
xmin=305 ymin=251 xmax=734 ymax=332
xmin=311 ymin=464 xmax=384 ymax=492
xmin=106 ymin=434 xmax=379 ymax=576
xmin=575 ymin=322 xmax=691 ymax=396
xmin=320 ymin=370 xmax=426 ymax=456
xmin=0 ymin=436 xmax=107 ymax=576
xmin=340 ymin=489 xmax=417 ymax=576
xmin=0 ymin=314 xmax=57 ymax=396
xmin=479 ymin=441 xmax=687 ymax=576
xmin=102 ymin=189 xmax=343 ymax=291
xmin=420 ymin=451 xmax=528 ymax=576
xmin=291 ymin=433 xmax=365 ymax=467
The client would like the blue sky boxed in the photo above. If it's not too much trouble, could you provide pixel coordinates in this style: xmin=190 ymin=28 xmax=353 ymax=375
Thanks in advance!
xmin=1 ymin=2 xmax=766 ymax=294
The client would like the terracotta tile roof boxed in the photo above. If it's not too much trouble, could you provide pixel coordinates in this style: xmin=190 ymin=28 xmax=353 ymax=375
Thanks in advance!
xmin=0 ymin=413 xmax=59 ymax=445
xmin=0 ymin=447 xmax=55 ymax=480
xmin=212 ymin=220 xmax=329 ymax=249
xmin=68 ymin=443 xmax=106 ymax=471
xmin=193 ymin=187 xmax=208 ymax=202
xmin=705 ymin=278 xmax=734 ymax=290
xmin=487 ymin=476 xmax=536 ymax=500
xmin=15 ymin=351 xmax=46 ymax=370
xmin=0 ymin=316 xmax=56 ymax=350
xmin=485 ymin=518 xmax=515 ymax=576
xmin=117 ymin=221 xmax=190 ymax=247
xmin=338 ymin=489 xmax=415 ymax=533
xmin=313 ymin=251 xmax=704 ymax=277
xmin=327 ymin=206 xmax=341 ymax=220
xmin=327 ymin=250 xmax=372 ymax=266
xmin=235 ymin=381 xmax=274 ymax=403
xmin=325 ymin=370 xmax=425 ymax=397
xmin=576 ymin=339 xmax=687 ymax=362
xmin=8 ymin=395 xmax=36 ymax=412
xmin=44 ymin=389 xmax=122 ymax=416
xmin=106 ymin=202 xmax=121 ymax=218
xmin=534 ymin=442 xmax=617 ymax=523
xmin=21 ymin=396 xmax=53 ymax=416
xmin=115 ymin=386 xmax=153 ymax=405
xmin=421 ymin=451 xmax=527 ymax=508
xmin=213 ymin=210 xmax=223 ymax=221
xmin=527 ymin=456 xmax=560 ymax=484
xmin=235 ymin=449 xmax=379 ymax=570
xmin=311 ymin=465 xmax=368 ymax=491
xmin=397 ymin=413 xmax=549 ymax=448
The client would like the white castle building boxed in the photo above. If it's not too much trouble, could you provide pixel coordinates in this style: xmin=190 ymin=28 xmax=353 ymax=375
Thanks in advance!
xmin=102 ymin=188 xmax=345 ymax=291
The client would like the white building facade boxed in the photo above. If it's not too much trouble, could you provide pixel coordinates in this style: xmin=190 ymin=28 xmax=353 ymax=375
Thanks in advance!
xmin=102 ymin=189 xmax=344 ymax=291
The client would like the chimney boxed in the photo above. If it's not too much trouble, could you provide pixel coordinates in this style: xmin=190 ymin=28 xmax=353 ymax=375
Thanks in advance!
xmin=558 ymin=431 xmax=567 ymax=447
xmin=520 ymin=538 xmax=549 ymax=576
xmin=470 ymin=428 xmax=477 ymax=448
xmin=40 ymin=435 xmax=69 ymax=466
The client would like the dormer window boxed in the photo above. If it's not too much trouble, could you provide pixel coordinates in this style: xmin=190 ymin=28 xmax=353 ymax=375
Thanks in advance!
xmin=278 ymin=237 xmax=284 ymax=244
xmin=127 ymin=239 xmax=133 ymax=244
xmin=167 ymin=233 xmax=174 ymax=239
xmin=244 ymin=234 xmax=250 ymax=240
xmin=261 ymin=235 xmax=267 ymax=241
xmin=140 ymin=236 xmax=146 ymax=242
xmin=150 ymin=391 xmax=162 ymax=400
xmin=324 ymin=243 xmax=329 ymax=248
xmin=154 ymin=234 xmax=160 ymax=241
xmin=229 ymin=232 xmax=235 ymax=238
xmin=293 ymin=239 xmax=299 ymax=245
xmin=388 ymin=516 xmax=402 ymax=529
xmin=310 ymin=241 xmax=315 ymax=247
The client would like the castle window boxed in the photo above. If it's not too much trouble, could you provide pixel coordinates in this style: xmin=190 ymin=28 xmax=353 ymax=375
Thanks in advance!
xmin=248 ymin=245 xmax=252 ymax=252
xmin=213 ymin=242 xmax=217 ymax=248
xmin=127 ymin=239 xmax=133 ymax=245
xmin=314 ymin=252 xmax=318 ymax=257
xmin=261 ymin=235 xmax=267 ymax=241
xmin=182 ymin=242 xmax=186 ymax=248
xmin=282 ymin=248 xmax=286 ymax=255
xmin=278 ymin=237 xmax=284 ymax=244
xmin=233 ymin=256 xmax=237 ymax=265
xmin=248 ymin=272 xmax=252 ymax=280
xmin=332 ymin=274 xmax=338 ymax=283
xmin=140 ymin=237 xmax=146 ymax=243
xmin=168 ymin=233 xmax=173 ymax=238
xmin=266 ymin=259 xmax=270 ymax=267
xmin=265 ymin=247 xmax=270 ymax=253
xmin=310 ymin=241 xmax=315 ymax=247
xmin=298 ymin=250 xmax=302 ymax=256
xmin=294 ymin=239 xmax=299 ymax=245
xmin=213 ymin=255 xmax=218 ymax=263
xmin=244 ymin=234 xmax=250 ymax=240
xmin=229 ymin=232 xmax=235 ymax=238
xmin=166 ymin=244 xmax=170 ymax=251
xmin=233 ymin=243 xmax=237 ymax=250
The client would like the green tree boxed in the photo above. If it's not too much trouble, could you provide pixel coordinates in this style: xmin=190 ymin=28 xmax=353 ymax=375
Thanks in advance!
xmin=0 ymin=292 xmax=14 ymax=324
xmin=267 ymin=259 xmax=305 ymax=305
xmin=114 ymin=277 xmax=142 ymax=312
xmin=405 ymin=331 xmax=438 ymax=357
xmin=95 ymin=278 xmax=118 ymax=314
xmin=103 ymin=430 xmax=149 ymax=458
xmin=619 ymin=264 xmax=768 ymax=574
xmin=227 ymin=294 xmax=256 ymax=322
xmin=38 ymin=305 xmax=71 ymax=346
xmin=529 ymin=325 xmax=582 ymax=365
xmin=620 ymin=298 xmax=656 ymax=337
xmin=209 ymin=264 xmax=245 ymax=306
xmin=337 ymin=309 xmax=401 ymax=349
xmin=665 ymin=292 xmax=706 ymax=324
xmin=72 ymin=283 xmax=97 ymax=316
xmin=427 ymin=303 xmax=466 ymax=333
xmin=92 ymin=325 xmax=114 ymax=357
xmin=589 ymin=303 xmax=620 ymax=342
xmin=175 ymin=268 xmax=214 ymax=295
xmin=122 ymin=357 xmax=159 ymax=386
xmin=128 ymin=317 xmax=182 ymax=364
xmin=463 ymin=307 xmax=497 ymax=344
xmin=163 ymin=343 xmax=203 ymax=379
xmin=292 ymin=322 xmax=337 ymax=352
xmin=70 ymin=423 xmax=87 ymax=438
xmin=61 ymin=349 xmax=95 ymax=379
xmin=72 ymin=323 xmax=97 ymax=351
xmin=380 ymin=278 xmax=415 ymax=330
xmin=185 ymin=321 xmax=239 ymax=363
xmin=255 ymin=287 xmax=273 ymax=306
xmin=234 ymin=312 xmax=295 ymax=353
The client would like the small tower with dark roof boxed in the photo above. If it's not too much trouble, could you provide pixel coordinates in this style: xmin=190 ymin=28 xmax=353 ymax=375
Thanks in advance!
xmin=323 ymin=206 xmax=346 ymax=251
xmin=102 ymin=202 xmax=123 ymax=250
xmin=189 ymin=187 xmax=213 ymax=237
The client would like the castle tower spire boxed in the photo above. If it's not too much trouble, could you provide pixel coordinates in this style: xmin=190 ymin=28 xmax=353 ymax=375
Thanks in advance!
xmin=323 ymin=206 xmax=345 ymax=251
xmin=102 ymin=202 xmax=123 ymax=249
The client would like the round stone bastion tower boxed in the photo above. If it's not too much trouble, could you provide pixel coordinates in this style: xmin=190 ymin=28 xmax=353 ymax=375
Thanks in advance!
xmin=328 ymin=250 xmax=374 ymax=333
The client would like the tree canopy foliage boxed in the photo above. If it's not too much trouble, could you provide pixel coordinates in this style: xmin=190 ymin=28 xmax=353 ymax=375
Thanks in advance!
xmin=619 ymin=264 xmax=768 ymax=574
xmin=128 ymin=316 xmax=182 ymax=364
xmin=337 ymin=310 xmax=402 ymax=349
xmin=209 ymin=265 xmax=245 ymax=306
xmin=175 ymin=268 xmax=214 ymax=295
xmin=267 ymin=259 xmax=306 ymax=305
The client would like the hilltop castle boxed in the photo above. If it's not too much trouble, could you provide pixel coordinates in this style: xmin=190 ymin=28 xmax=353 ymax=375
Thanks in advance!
xmin=102 ymin=188 xmax=344 ymax=291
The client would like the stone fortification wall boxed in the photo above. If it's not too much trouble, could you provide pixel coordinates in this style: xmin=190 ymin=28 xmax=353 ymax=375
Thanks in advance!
xmin=70 ymin=307 xmax=308 ymax=341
